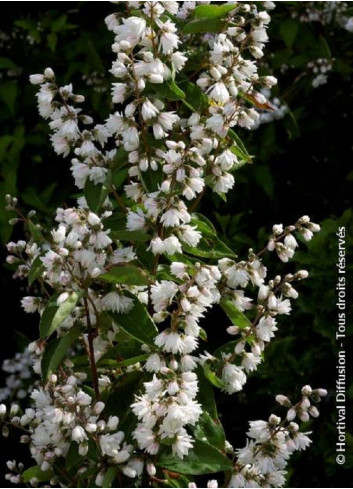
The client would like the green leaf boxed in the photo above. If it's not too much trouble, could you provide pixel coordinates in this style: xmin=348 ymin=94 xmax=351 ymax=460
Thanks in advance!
xmin=183 ymin=18 xmax=226 ymax=35
xmin=112 ymin=230 xmax=150 ymax=242
xmin=28 ymin=255 xmax=45 ymax=286
xmin=108 ymin=291 xmax=158 ymax=344
xmin=28 ymin=220 xmax=44 ymax=242
xmin=22 ymin=466 xmax=53 ymax=483
xmin=84 ymin=170 xmax=112 ymax=213
xmin=192 ymin=213 xmax=217 ymax=233
xmin=203 ymin=361 xmax=226 ymax=389
xmin=317 ymin=36 xmax=331 ymax=59
xmin=193 ymin=412 xmax=226 ymax=450
xmin=105 ymin=370 xmax=144 ymax=418
xmin=196 ymin=365 xmax=218 ymax=419
xmin=220 ymin=298 xmax=252 ymax=329
xmin=279 ymin=19 xmax=298 ymax=48
xmin=253 ymin=164 xmax=274 ymax=198
xmin=103 ymin=212 xmax=126 ymax=231
xmin=151 ymin=79 xmax=185 ymax=101
xmin=213 ymin=340 xmax=238 ymax=359
xmin=41 ymin=326 xmax=82 ymax=381
xmin=103 ymin=468 xmax=117 ymax=488
xmin=40 ymin=291 xmax=82 ymax=339
xmin=228 ymin=129 xmax=252 ymax=163
xmin=111 ymin=147 xmax=129 ymax=171
xmin=180 ymin=81 xmax=209 ymax=112
xmin=194 ymin=3 xmax=236 ymax=19
xmin=47 ymin=32 xmax=58 ymax=52
xmin=98 ymin=353 xmax=149 ymax=368
xmin=0 ymin=81 xmax=18 ymax=115
xmin=66 ymin=442 xmax=81 ymax=471
xmin=0 ymin=57 xmax=18 ymax=70
xmin=99 ymin=264 xmax=150 ymax=286
xmin=183 ymin=214 xmax=236 ymax=259
xmin=99 ymin=335 xmax=143 ymax=361
xmin=157 ymin=439 xmax=232 ymax=475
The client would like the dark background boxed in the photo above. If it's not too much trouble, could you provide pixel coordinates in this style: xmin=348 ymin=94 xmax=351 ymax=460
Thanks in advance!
xmin=0 ymin=2 xmax=352 ymax=487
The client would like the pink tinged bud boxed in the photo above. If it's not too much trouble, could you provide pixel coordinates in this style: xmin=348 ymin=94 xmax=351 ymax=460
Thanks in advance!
xmin=167 ymin=381 xmax=179 ymax=395
xmin=85 ymin=423 xmax=97 ymax=433
xmin=235 ymin=341 xmax=245 ymax=354
xmin=287 ymin=408 xmax=296 ymax=421
xmin=57 ymin=292 xmax=69 ymax=306
xmin=314 ymin=388 xmax=327 ymax=397
xmin=275 ymin=395 xmax=291 ymax=407
xmin=123 ymin=467 xmax=136 ymax=479
xmin=227 ymin=326 xmax=239 ymax=335
xmin=41 ymin=461 xmax=51 ymax=472
xmin=44 ymin=67 xmax=55 ymax=79
xmin=10 ymin=405 xmax=19 ymax=416
xmin=147 ymin=463 xmax=156 ymax=477
xmin=265 ymin=76 xmax=277 ymax=87
xmin=93 ymin=401 xmax=105 ymax=414
xmin=267 ymin=239 xmax=275 ymax=251
xmin=300 ymin=397 xmax=311 ymax=409
xmin=309 ymin=222 xmax=320 ymax=232
xmin=79 ymin=443 xmax=89 ymax=456
xmin=29 ymin=74 xmax=45 ymax=85
xmin=299 ymin=215 xmax=310 ymax=224
xmin=299 ymin=411 xmax=310 ymax=422
xmin=309 ymin=406 xmax=320 ymax=418
xmin=301 ymin=385 xmax=312 ymax=396
xmin=268 ymin=294 xmax=277 ymax=309
xmin=297 ymin=270 xmax=309 ymax=279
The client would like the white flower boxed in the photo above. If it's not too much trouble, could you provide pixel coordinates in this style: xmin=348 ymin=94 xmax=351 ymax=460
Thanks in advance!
xmin=151 ymin=281 xmax=178 ymax=311
xmin=209 ymin=82 xmax=229 ymax=104
xmin=141 ymin=100 xmax=159 ymax=121
xmin=127 ymin=210 xmax=146 ymax=231
xmin=30 ymin=74 xmax=45 ymax=85
xmin=115 ymin=17 xmax=146 ymax=48
xmin=222 ymin=363 xmax=247 ymax=394
xmin=172 ymin=430 xmax=194 ymax=458
xmin=21 ymin=297 xmax=40 ymax=313
xmin=133 ymin=425 xmax=159 ymax=454
xmin=100 ymin=292 xmax=134 ymax=313
xmin=122 ymin=126 xmax=139 ymax=151
xmin=111 ymin=83 xmax=127 ymax=104
xmin=178 ymin=226 xmax=201 ymax=247
xmin=100 ymin=431 xmax=124 ymax=456
xmin=171 ymin=51 xmax=187 ymax=71
xmin=72 ymin=426 xmax=88 ymax=443
xmin=157 ymin=19 xmax=180 ymax=54
xmin=163 ymin=236 xmax=183 ymax=255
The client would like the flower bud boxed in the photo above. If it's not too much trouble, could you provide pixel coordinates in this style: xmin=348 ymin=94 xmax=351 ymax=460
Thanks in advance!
xmin=44 ymin=67 xmax=55 ymax=79
xmin=275 ymin=395 xmax=291 ymax=407
xmin=301 ymin=385 xmax=312 ymax=396
xmin=93 ymin=401 xmax=105 ymax=414
xmin=147 ymin=463 xmax=156 ymax=477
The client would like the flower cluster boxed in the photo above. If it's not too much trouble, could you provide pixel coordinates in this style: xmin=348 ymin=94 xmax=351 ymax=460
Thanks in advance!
xmin=307 ymin=58 xmax=334 ymax=88
xmin=1 ymin=2 xmax=327 ymax=488
xmin=293 ymin=1 xmax=353 ymax=32
xmin=1 ymin=372 xmax=143 ymax=485
xmin=133 ymin=262 xmax=221 ymax=458
xmin=229 ymin=386 xmax=327 ymax=487
xmin=199 ymin=216 xmax=320 ymax=395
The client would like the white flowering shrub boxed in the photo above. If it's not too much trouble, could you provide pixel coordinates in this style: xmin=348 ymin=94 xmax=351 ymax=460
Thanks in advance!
xmin=1 ymin=2 xmax=327 ymax=488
